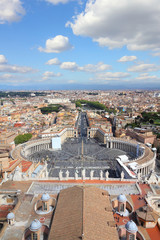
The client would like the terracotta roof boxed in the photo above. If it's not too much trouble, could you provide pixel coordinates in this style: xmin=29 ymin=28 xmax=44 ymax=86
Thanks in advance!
xmin=48 ymin=185 xmax=83 ymax=240
xmin=8 ymin=159 xmax=19 ymax=168
xmin=138 ymin=226 xmax=151 ymax=240
xmin=21 ymin=160 xmax=32 ymax=172
xmin=147 ymin=225 xmax=160 ymax=240
xmin=49 ymin=186 xmax=119 ymax=240
xmin=136 ymin=205 xmax=159 ymax=222
xmin=0 ymin=205 xmax=15 ymax=219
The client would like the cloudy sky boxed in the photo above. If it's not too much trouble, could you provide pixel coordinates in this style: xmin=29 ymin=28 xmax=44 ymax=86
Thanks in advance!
xmin=0 ymin=0 xmax=160 ymax=90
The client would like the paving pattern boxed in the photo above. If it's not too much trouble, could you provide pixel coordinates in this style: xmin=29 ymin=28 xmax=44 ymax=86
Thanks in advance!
xmin=28 ymin=182 xmax=140 ymax=195
xmin=29 ymin=138 xmax=134 ymax=178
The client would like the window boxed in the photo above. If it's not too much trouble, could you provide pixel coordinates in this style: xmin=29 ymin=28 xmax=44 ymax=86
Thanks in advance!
xmin=129 ymin=234 xmax=135 ymax=240
xmin=120 ymin=204 xmax=124 ymax=212
xmin=43 ymin=202 xmax=47 ymax=211
xmin=33 ymin=232 xmax=38 ymax=240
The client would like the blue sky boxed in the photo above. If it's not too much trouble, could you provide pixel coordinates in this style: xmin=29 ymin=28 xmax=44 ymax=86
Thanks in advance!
xmin=0 ymin=0 xmax=160 ymax=90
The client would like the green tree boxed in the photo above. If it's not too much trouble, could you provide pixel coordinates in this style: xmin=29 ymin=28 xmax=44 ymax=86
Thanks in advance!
xmin=40 ymin=104 xmax=62 ymax=114
xmin=75 ymin=101 xmax=82 ymax=108
xmin=14 ymin=133 xmax=32 ymax=145
xmin=75 ymin=99 xmax=116 ymax=113
xmin=149 ymin=119 xmax=154 ymax=124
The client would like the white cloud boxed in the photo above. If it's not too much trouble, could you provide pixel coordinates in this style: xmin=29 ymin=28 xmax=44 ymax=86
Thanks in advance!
xmin=152 ymin=52 xmax=160 ymax=57
xmin=0 ymin=73 xmax=12 ymax=80
xmin=0 ymin=54 xmax=36 ymax=73
xmin=128 ymin=63 xmax=160 ymax=72
xmin=59 ymin=61 xmax=111 ymax=72
xmin=45 ymin=0 xmax=72 ymax=4
xmin=118 ymin=56 xmax=137 ymax=62
xmin=68 ymin=0 xmax=160 ymax=51
xmin=38 ymin=35 xmax=73 ymax=53
xmin=79 ymin=62 xmax=111 ymax=72
xmin=60 ymin=62 xmax=78 ymax=71
xmin=95 ymin=72 xmax=130 ymax=81
xmin=0 ymin=55 xmax=7 ymax=64
xmin=0 ymin=74 xmax=33 ymax=84
xmin=46 ymin=58 xmax=61 ymax=65
xmin=134 ymin=73 xmax=160 ymax=81
xmin=42 ymin=71 xmax=62 ymax=80
xmin=0 ymin=64 xmax=36 ymax=73
xmin=0 ymin=0 xmax=25 ymax=24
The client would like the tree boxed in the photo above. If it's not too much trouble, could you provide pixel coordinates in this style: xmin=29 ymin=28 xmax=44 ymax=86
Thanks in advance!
xmin=40 ymin=104 xmax=61 ymax=114
xmin=149 ymin=119 xmax=154 ymax=124
xmin=14 ymin=133 xmax=32 ymax=145
xmin=75 ymin=101 xmax=82 ymax=108
xmin=75 ymin=99 xmax=116 ymax=113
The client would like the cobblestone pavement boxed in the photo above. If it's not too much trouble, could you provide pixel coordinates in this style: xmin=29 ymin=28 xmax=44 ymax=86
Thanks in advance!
xmin=29 ymin=138 xmax=135 ymax=178
xmin=28 ymin=182 xmax=140 ymax=195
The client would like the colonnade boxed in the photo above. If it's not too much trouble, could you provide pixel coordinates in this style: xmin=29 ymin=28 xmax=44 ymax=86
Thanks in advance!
xmin=106 ymin=138 xmax=156 ymax=177
xmin=29 ymin=143 xmax=50 ymax=154
xmin=137 ymin=155 xmax=156 ymax=177
xmin=137 ymin=167 xmax=150 ymax=176
xmin=22 ymin=140 xmax=51 ymax=157
xmin=106 ymin=139 xmax=144 ymax=158
xmin=14 ymin=132 xmax=157 ymax=180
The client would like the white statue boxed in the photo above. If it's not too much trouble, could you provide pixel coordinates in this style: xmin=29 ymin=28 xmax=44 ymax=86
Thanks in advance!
xmin=145 ymin=170 xmax=160 ymax=184
xmin=75 ymin=170 xmax=78 ymax=180
xmin=22 ymin=173 xmax=27 ymax=180
xmin=121 ymin=171 xmax=124 ymax=181
xmin=105 ymin=171 xmax=109 ymax=181
xmin=12 ymin=166 xmax=22 ymax=181
xmin=4 ymin=171 xmax=8 ymax=180
xmin=9 ymin=173 xmax=13 ymax=181
xmin=47 ymin=166 xmax=49 ymax=178
xmin=90 ymin=170 xmax=94 ymax=180
xmin=59 ymin=170 xmax=63 ymax=180
xmin=45 ymin=167 xmax=49 ymax=178
xmin=82 ymin=168 xmax=86 ymax=180
xmin=66 ymin=170 xmax=69 ymax=180
xmin=44 ymin=161 xmax=49 ymax=179
xmin=100 ymin=170 xmax=103 ymax=180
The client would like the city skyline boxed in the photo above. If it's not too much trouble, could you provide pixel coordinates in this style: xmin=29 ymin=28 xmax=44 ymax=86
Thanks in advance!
xmin=0 ymin=0 xmax=160 ymax=90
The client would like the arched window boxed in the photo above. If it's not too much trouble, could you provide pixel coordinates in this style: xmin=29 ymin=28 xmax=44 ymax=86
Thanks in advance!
xmin=120 ymin=204 xmax=124 ymax=212
xmin=43 ymin=202 xmax=47 ymax=211
xmin=129 ymin=234 xmax=135 ymax=240
xmin=33 ymin=232 xmax=38 ymax=240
